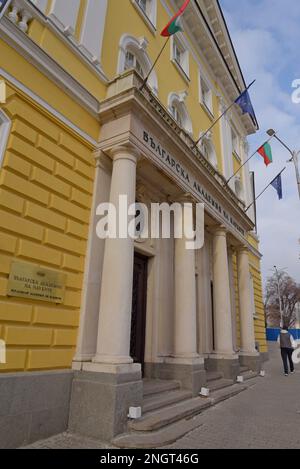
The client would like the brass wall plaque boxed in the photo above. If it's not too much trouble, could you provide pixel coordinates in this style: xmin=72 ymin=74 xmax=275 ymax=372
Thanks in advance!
xmin=7 ymin=262 xmax=66 ymax=304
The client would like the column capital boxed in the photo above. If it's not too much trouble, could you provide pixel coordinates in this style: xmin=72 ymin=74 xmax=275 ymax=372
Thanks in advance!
xmin=93 ymin=150 xmax=112 ymax=171
xmin=211 ymin=224 xmax=228 ymax=237
xmin=109 ymin=144 xmax=140 ymax=163
xmin=236 ymin=244 xmax=249 ymax=255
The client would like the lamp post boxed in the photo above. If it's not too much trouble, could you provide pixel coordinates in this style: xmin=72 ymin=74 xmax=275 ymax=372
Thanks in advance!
xmin=267 ymin=129 xmax=300 ymax=200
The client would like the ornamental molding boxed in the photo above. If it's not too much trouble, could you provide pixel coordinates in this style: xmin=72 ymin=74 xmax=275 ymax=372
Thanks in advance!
xmin=0 ymin=12 xmax=101 ymax=116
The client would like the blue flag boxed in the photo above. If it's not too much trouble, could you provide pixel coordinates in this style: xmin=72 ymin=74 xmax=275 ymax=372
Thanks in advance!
xmin=235 ymin=89 xmax=256 ymax=120
xmin=271 ymin=173 xmax=283 ymax=200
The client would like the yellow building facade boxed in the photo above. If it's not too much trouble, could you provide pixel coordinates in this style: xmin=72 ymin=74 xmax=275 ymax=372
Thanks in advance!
xmin=0 ymin=0 xmax=267 ymax=448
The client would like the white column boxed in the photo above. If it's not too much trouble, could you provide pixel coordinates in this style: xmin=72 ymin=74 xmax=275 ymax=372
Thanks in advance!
xmin=92 ymin=145 xmax=139 ymax=365
xmin=173 ymin=205 xmax=199 ymax=361
xmin=73 ymin=152 xmax=111 ymax=366
xmin=237 ymin=247 xmax=257 ymax=354
xmin=212 ymin=227 xmax=234 ymax=355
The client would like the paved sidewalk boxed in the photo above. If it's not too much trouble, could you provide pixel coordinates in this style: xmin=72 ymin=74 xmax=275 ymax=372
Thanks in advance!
xmin=24 ymin=343 xmax=300 ymax=449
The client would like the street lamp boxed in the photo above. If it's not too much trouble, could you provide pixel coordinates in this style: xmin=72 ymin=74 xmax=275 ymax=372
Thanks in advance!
xmin=267 ymin=129 xmax=300 ymax=200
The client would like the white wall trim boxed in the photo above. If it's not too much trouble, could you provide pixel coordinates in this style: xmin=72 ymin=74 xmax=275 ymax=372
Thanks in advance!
xmin=0 ymin=15 xmax=101 ymax=117
xmin=0 ymin=108 xmax=11 ymax=167
xmin=0 ymin=67 xmax=98 ymax=147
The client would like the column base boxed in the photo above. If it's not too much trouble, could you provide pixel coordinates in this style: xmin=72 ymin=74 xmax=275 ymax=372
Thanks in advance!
xmin=205 ymin=354 xmax=240 ymax=380
xmin=239 ymin=352 xmax=262 ymax=372
xmin=68 ymin=366 xmax=142 ymax=442
xmin=144 ymin=360 xmax=206 ymax=397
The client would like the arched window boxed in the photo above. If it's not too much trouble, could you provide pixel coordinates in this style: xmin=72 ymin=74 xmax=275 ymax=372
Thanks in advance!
xmin=168 ymin=92 xmax=192 ymax=135
xmin=234 ymin=175 xmax=244 ymax=201
xmin=198 ymin=132 xmax=218 ymax=168
xmin=118 ymin=35 xmax=158 ymax=94
xmin=0 ymin=109 xmax=11 ymax=168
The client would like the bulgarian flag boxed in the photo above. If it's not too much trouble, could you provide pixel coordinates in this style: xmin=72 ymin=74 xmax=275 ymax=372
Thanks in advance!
xmin=257 ymin=142 xmax=273 ymax=167
xmin=161 ymin=0 xmax=191 ymax=37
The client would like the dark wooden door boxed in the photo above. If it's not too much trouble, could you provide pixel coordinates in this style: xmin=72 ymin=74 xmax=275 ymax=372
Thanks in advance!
xmin=130 ymin=253 xmax=148 ymax=372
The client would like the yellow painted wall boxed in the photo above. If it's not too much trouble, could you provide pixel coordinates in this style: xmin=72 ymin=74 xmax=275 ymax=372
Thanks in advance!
xmin=0 ymin=0 xmax=267 ymax=373
xmin=0 ymin=82 xmax=96 ymax=372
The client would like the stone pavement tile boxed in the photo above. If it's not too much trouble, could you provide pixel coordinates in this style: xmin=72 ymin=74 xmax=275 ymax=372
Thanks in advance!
xmin=23 ymin=343 xmax=300 ymax=449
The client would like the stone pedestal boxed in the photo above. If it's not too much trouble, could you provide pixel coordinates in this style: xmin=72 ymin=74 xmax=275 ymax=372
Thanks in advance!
xmin=68 ymin=365 xmax=142 ymax=441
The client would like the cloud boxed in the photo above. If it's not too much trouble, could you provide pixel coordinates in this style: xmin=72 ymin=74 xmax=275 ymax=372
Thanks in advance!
xmin=220 ymin=0 xmax=300 ymax=284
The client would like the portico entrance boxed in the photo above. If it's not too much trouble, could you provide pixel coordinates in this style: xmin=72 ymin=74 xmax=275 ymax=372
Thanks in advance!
xmin=130 ymin=252 xmax=148 ymax=373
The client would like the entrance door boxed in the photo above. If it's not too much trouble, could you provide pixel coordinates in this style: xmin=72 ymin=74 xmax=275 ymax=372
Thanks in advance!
xmin=130 ymin=253 xmax=148 ymax=372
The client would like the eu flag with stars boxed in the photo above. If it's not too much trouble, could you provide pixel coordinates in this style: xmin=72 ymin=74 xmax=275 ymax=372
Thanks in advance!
xmin=271 ymin=173 xmax=283 ymax=200
xmin=0 ymin=0 xmax=9 ymax=17
xmin=235 ymin=89 xmax=256 ymax=120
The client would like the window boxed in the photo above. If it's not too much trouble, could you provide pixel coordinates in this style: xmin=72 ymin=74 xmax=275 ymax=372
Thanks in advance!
xmin=172 ymin=38 xmax=189 ymax=79
xmin=168 ymin=92 xmax=193 ymax=134
xmin=118 ymin=35 xmax=158 ymax=94
xmin=200 ymin=77 xmax=213 ymax=115
xmin=171 ymin=104 xmax=183 ymax=127
xmin=231 ymin=128 xmax=240 ymax=156
xmin=234 ymin=175 xmax=244 ymax=201
xmin=0 ymin=109 xmax=11 ymax=168
xmin=124 ymin=51 xmax=144 ymax=78
xmin=199 ymin=134 xmax=218 ymax=168
xmin=133 ymin=0 xmax=157 ymax=29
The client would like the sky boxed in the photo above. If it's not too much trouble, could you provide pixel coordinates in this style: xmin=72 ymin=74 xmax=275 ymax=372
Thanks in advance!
xmin=220 ymin=0 xmax=300 ymax=285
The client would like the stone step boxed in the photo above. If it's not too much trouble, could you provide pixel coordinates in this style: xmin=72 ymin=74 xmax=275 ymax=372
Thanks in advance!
xmin=210 ymin=383 xmax=248 ymax=405
xmin=208 ymin=378 xmax=234 ymax=392
xmin=128 ymin=397 xmax=212 ymax=433
xmin=206 ymin=371 xmax=224 ymax=382
xmin=143 ymin=380 xmax=181 ymax=398
xmin=143 ymin=389 xmax=193 ymax=414
xmin=239 ymin=366 xmax=250 ymax=373
xmin=239 ymin=370 xmax=258 ymax=381
xmin=113 ymin=415 xmax=205 ymax=449
xmin=113 ymin=384 xmax=249 ymax=448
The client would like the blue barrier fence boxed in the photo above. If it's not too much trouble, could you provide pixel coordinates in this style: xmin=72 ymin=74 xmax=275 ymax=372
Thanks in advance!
xmin=267 ymin=328 xmax=300 ymax=341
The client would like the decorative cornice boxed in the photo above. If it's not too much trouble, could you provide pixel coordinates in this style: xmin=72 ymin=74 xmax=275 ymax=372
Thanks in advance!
xmin=0 ymin=14 xmax=101 ymax=116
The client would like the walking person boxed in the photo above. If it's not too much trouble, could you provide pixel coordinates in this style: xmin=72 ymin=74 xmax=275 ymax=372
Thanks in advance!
xmin=278 ymin=326 xmax=297 ymax=376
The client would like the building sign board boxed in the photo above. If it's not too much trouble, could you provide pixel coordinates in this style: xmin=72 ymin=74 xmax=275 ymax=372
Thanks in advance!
xmin=142 ymin=130 xmax=246 ymax=237
xmin=7 ymin=262 xmax=66 ymax=304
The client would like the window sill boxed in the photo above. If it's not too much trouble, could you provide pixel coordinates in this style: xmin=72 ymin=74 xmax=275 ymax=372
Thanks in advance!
xmin=200 ymin=101 xmax=214 ymax=121
xmin=131 ymin=0 xmax=157 ymax=36
xmin=171 ymin=59 xmax=190 ymax=84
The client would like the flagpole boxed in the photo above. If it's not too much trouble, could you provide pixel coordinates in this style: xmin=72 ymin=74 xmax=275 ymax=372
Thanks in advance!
xmin=245 ymin=167 xmax=286 ymax=213
xmin=224 ymin=133 xmax=276 ymax=188
xmin=139 ymin=38 xmax=170 ymax=92
xmin=191 ymin=80 xmax=256 ymax=150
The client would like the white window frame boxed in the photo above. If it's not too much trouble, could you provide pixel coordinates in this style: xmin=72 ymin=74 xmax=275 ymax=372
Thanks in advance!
xmin=118 ymin=34 xmax=158 ymax=94
xmin=132 ymin=0 xmax=157 ymax=32
xmin=168 ymin=92 xmax=193 ymax=135
xmin=199 ymin=74 xmax=213 ymax=116
xmin=78 ymin=0 xmax=108 ymax=67
xmin=0 ymin=109 xmax=11 ymax=168
xmin=231 ymin=126 xmax=240 ymax=159
xmin=234 ymin=174 xmax=244 ymax=202
xmin=48 ymin=0 xmax=81 ymax=37
xmin=199 ymin=133 xmax=218 ymax=169
xmin=30 ymin=0 xmax=48 ymax=14
xmin=171 ymin=36 xmax=190 ymax=81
